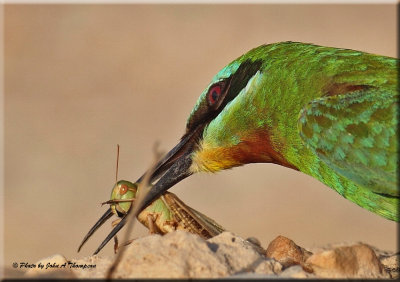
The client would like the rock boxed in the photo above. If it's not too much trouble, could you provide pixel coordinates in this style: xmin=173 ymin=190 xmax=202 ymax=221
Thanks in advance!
xmin=24 ymin=254 xmax=76 ymax=278
xmin=306 ymin=243 xmax=390 ymax=278
xmin=379 ymin=253 xmax=400 ymax=279
xmin=208 ymin=232 xmax=281 ymax=276
xmin=245 ymin=236 xmax=265 ymax=254
xmin=19 ymin=233 xmax=397 ymax=279
xmin=265 ymin=235 xmax=313 ymax=272
xmin=68 ymin=255 xmax=113 ymax=278
xmin=115 ymin=231 xmax=226 ymax=278
xmin=71 ymin=231 xmax=282 ymax=278
xmin=280 ymin=265 xmax=314 ymax=278
xmin=245 ymin=236 xmax=262 ymax=248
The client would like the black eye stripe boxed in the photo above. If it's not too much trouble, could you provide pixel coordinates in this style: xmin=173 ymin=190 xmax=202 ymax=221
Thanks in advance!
xmin=220 ymin=59 xmax=262 ymax=108
xmin=186 ymin=59 xmax=262 ymax=132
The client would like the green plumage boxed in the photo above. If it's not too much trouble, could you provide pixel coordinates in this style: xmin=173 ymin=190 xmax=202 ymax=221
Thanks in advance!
xmin=189 ymin=42 xmax=398 ymax=221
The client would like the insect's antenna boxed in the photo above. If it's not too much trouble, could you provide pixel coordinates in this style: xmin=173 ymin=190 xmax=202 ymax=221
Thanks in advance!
xmin=115 ymin=144 xmax=120 ymax=183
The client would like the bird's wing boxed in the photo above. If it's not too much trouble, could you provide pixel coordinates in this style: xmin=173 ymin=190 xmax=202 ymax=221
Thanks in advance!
xmin=298 ymin=87 xmax=398 ymax=196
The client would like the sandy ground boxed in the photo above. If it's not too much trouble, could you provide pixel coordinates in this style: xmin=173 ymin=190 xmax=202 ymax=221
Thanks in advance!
xmin=3 ymin=3 xmax=398 ymax=272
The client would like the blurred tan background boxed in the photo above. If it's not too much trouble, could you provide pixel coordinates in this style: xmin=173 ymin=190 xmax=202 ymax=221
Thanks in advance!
xmin=4 ymin=4 xmax=398 ymax=267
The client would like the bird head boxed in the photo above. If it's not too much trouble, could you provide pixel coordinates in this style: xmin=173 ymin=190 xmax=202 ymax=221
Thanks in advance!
xmin=139 ymin=56 xmax=263 ymax=203
xmin=137 ymin=45 xmax=300 ymax=215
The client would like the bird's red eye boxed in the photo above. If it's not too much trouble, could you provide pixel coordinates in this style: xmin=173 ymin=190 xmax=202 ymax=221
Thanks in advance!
xmin=208 ymin=85 xmax=222 ymax=105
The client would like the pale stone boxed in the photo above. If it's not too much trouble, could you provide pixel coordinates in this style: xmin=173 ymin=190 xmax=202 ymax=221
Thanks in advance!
xmin=112 ymin=231 xmax=281 ymax=278
xmin=69 ymin=255 xmax=113 ymax=278
xmin=306 ymin=243 xmax=390 ymax=278
xmin=208 ymin=232 xmax=281 ymax=276
xmin=280 ymin=265 xmax=313 ymax=278
xmin=114 ymin=231 xmax=227 ymax=278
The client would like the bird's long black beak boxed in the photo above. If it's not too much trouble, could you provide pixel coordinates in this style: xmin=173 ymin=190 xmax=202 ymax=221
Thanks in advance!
xmin=77 ymin=208 xmax=113 ymax=253
xmin=93 ymin=215 xmax=128 ymax=255
xmin=81 ymin=125 xmax=203 ymax=254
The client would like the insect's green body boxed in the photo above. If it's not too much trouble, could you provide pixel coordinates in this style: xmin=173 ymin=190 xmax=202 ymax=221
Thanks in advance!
xmin=77 ymin=180 xmax=225 ymax=254
xmin=109 ymin=180 xmax=225 ymax=238
xmin=189 ymin=42 xmax=398 ymax=221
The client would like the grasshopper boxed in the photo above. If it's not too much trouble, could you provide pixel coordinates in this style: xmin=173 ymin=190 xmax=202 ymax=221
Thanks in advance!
xmin=77 ymin=180 xmax=226 ymax=254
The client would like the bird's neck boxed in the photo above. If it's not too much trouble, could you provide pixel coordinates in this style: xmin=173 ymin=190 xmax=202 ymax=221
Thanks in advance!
xmin=190 ymin=128 xmax=297 ymax=173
